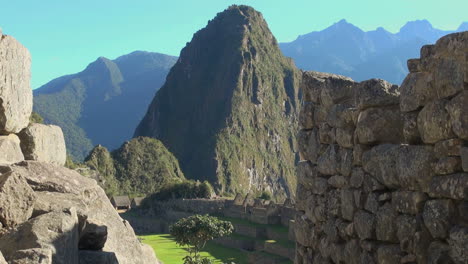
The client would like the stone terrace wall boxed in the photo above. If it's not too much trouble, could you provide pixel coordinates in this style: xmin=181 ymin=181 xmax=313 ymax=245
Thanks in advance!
xmin=294 ymin=32 xmax=468 ymax=264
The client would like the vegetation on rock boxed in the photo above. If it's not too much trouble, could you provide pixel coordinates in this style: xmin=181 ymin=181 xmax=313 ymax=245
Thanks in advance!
xmin=84 ymin=137 xmax=185 ymax=196
xmin=135 ymin=5 xmax=301 ymax=199
xmin=29 ymin=112 xmax=44 ymax=124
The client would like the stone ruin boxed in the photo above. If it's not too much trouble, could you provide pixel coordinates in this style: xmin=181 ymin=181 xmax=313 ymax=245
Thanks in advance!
xmin=0 ymin=31 xmax=159 ymax=263
xmin=295 ymin=32 xmax=468 ymax=264
xmin=225 ymin=193 xmax=297 ymax=227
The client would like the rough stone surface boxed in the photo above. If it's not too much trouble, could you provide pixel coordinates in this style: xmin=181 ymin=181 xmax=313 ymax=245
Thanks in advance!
xmin=400 ymin=72 xmax=434 ymax=113
xmin=462 ymin=147 xmax=468 ymax=172
xmin=434 ymin=157 xmax=462 ymax=175
xmin=447 ymin=91 xmax=468 ymax=140
xmin=362 ymin=144 xmax=400 ymax=188
xmin=397 ymin=145 xmax=436 ymax=192
xmin=429 ymin=173 xmax=468 ymax=200
xmin=317 ymin=144 xmax=340 ymax=175
xmin=0 ymin=209 xmax=79 ymax=264
xmin=355 ymin=79 xmax=400 ymax=110
xmin=78 ymin=251 xmax=118 ymax=264
xmin=423 ymin=199 xmax=455 ymax=239
xmin=354 ymin=210 xmax=375 ymax=240
xmin=79 ymin=219 xmax=108 ymax=250
xmin=8 ymin=248 xmax=52 ymax=264
xmin=392 ymin=191 xmax=427 ymax=215
xmin=0 ymin=34 xmax=32 ymax=134
xmin=417 ymin=99 xmax=455 ymax=144
xmin=0 ymin=170 xmax=35 ymax=227
xmin=435 ymin=139 xmax=464 ymax=158
xmin=0 ymin=251 xmax=6 ymax=264
xmin=18 ymin=123 xmax=67 ymax=166
xmin=448 ymin=226 xmax=468 ymax=263
xmin=0 ymin=134 xmax=24 ymax=164
xmin=356 ymin=106 xmax=403 ymax=145
xmin=0 ymin=161 xmax=159 ymax=264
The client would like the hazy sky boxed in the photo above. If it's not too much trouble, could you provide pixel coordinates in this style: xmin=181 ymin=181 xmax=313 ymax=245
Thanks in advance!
xmin=1 ymin=0 xmax=467 ymax=88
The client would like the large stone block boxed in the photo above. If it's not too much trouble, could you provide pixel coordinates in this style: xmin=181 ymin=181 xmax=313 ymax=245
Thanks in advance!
xmin=78 ymin=250 xmax=118 ymax=264
xmin=317 ymin=144 xmax=340 ymax=175
xmin=434 ymin=157 xmax=462 ymax=175
xmin=1 ymin=161 xmax=159 ymax=264
xmin=462 ymin=147 xmax=468 ymax=172
xmin=432 ymin=58 xmax=465 ymax=99
xmin=434 ymin=138 xmax=464 ymax=158
xmin=448 ymin=226 xmax=468 ymax=264
xmin=327 ymin=104 xmax=357 ymax=128
xmin=392 ymin=191 xmax=427 ymax=215
xmin=0 ymin=134 xmax=24 ymax=164
xmin=299 ymin=102 xmax=315 ymax=129
xmin=400 ymin=71 xmax=434 ymax=112
xmin=417 ymin=99 xmax=455 ymax=144
xmin=427 ymin=241 xmax=453 ymax=264
xmin=423 ymin=199 xmax=455 ymax=239
xmin=397 ymin=145 xmax=436 ymax=192
xmin=0 ymin=209 xmax=79 ymax=264
xmin=0 ymin=170 xmax=35 ymax=227
xmin=376 ymin=203 xmax=398 ymax=242
xmin=18 ymin=123 xmax=66 ymax=166
xmin=402 ymin=111 xmax=421 ymax=144
xmin=341 ymin=189 xmax=355 ymax=221
xmin=356 ymin=106 xmax=403 ymax=145
xmin=336 ymin=127 xmax=354 ymax=148
xmin=377 ymin=245 xmax=403 ymax=264
xmin=0 ymin=35 xmax=32 ymax=134
xmin=362 ymin=144 xmax=400 ymax=188
xmin=353 ymin=210 xmax=375 ymax=240
xmin=429 ymin=173 xmax=468 ymax=200
xmin=447 ymin=90 xmax=468 ymax=140
xmin=355 ymin=79 xmax=400 ymax=110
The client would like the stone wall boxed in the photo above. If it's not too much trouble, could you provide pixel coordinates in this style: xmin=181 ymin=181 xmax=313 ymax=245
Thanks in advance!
xmin=295 ymin=32 xmax=468 ymax=264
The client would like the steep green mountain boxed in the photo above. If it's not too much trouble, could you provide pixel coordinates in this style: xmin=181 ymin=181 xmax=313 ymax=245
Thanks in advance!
xmin=33 ymin=51 xmax=177 ymax=161
xmin=280 ymin=19 xmax=467 ymax=84
xmin=85 ymin=137 xmax=185 ymax=196
xmin=135 ymin=5 xmax=301 ymax=199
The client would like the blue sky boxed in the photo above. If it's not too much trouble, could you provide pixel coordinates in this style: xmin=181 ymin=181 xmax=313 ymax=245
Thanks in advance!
xmin=1 ymin=0 xmax=467 ymax=89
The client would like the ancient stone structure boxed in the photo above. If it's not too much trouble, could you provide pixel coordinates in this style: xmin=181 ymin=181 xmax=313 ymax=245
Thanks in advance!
xmin=295 ymin=32 xmax=468 ymax=264
xmin=0 ymin=32 xmax=159 ymax=263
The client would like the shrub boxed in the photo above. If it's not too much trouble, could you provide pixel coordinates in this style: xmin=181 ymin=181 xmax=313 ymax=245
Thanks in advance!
xmin=258 ymin=190 xmax=272 ymax=200
xmin=170 ymin=215 xmax=233 ymax=264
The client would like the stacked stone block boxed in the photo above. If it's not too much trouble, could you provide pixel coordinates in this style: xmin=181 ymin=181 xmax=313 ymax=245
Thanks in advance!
xmin=295 ymin=32 xmax=468 ymax=264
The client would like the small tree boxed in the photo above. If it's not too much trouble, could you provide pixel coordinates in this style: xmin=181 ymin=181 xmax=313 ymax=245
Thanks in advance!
xmin=170 ymin=214 xmax=234 ymax=264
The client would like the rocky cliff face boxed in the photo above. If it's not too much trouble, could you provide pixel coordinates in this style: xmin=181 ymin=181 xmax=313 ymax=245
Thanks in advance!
xmin=135 ymin=5 xmax=301 ymax=199
xmin=294 ymin=32 xmax=468 ymax=263
xmin=34 ymin=51 xmax=177 ymax=161
xmin=0 ymin=32 xmax=159 ymax=263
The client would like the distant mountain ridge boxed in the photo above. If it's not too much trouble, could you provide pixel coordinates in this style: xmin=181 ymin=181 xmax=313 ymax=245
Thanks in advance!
xmin=34 ymin=51 xmax=177 ymax=161
xmin=280 ymin=19 xmax=467 ymax=84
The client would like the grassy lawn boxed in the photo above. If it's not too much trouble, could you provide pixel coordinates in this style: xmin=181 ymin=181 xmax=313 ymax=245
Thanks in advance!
xmin=140 ymin=234 xmax=248 ymax=264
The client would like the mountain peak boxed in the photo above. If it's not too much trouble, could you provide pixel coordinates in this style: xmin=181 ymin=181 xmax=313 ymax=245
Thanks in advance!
xmin=458 ymin=22 xmax=468 ymax=31
xmin=399 ymin=19 xmax=434 ymax=33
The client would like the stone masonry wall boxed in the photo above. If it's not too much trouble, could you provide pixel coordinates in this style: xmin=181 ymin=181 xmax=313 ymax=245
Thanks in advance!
xmin=294 ymin=32 xmax=468 ymax=264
